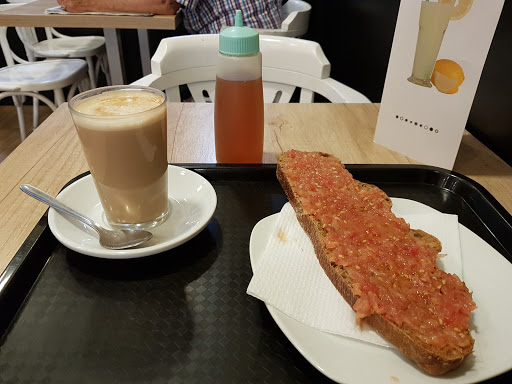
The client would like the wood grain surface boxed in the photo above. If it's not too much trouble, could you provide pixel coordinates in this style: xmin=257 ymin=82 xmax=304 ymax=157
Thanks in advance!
xmin=0 ymin=0 xmax=181 ymax=30
xmin=1 ymin=103 xmax=511 ymax=275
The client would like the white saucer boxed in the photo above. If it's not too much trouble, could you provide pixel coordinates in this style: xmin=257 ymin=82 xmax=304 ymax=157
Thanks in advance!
xmin=249 ymin=198 xmax=512 ymax=383
xmin=48 ymin=165 xmax=217 ymax=259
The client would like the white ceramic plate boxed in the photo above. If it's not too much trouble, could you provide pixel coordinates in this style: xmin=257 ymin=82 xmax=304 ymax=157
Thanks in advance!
xmin=48 ymin=165 xmax=217 ymax=259
xmin=249 ymin=198 xmax=512 ymax=384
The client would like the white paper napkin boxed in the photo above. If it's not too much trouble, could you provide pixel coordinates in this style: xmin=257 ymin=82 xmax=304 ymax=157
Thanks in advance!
xmin=45 ymin=6 xmax=152 ymax=16
xmin=247 ymin=201 xmax=462 ymax=347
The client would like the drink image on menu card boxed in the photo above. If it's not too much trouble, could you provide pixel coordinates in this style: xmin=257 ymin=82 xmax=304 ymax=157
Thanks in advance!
xmin=408 ymin=0 xmax=473 ymax=89
xmin=69 ymin=85 xmax=169 ymax=230
xmin=408 ymin=0 xmax=453 ymax=87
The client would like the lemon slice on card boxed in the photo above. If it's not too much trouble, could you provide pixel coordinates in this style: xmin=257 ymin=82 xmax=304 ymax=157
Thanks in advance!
xmin=431 ymin=59 xmax=465 ymax=94
xmin=439 ymin=0 xmax=474 ymax=20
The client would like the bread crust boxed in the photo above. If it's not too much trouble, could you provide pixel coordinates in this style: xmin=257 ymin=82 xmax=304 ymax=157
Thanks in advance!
xmin=277 ymin=151 xmax=473 ymax=376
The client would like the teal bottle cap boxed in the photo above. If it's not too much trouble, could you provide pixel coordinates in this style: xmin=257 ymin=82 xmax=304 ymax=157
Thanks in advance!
xmin=219 ymin=10 xmax=259 ymax=56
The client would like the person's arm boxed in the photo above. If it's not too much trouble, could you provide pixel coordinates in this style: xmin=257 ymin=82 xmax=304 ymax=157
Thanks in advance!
xmin=57 ymin=0 xmax=182 ymax=15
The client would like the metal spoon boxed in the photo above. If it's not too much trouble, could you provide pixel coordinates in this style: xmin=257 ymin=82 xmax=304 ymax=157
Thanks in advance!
xmin=20 ymin=184 xmax=153 ymax=250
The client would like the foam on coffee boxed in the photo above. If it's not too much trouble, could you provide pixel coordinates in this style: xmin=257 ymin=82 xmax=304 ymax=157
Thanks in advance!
xmin=75 ymin=90 xmax=164 ymax=116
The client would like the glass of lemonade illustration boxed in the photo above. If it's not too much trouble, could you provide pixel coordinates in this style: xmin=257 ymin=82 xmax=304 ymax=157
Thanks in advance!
xmin=408 ymin=1 xmax=453 ymax=87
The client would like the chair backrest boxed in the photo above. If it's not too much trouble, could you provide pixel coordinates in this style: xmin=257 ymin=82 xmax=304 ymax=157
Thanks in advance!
xmin=0 ymin=27 xmax=29 ymax=66
xmin=14 ymin=27 xmax=39 ymax=46
xmin=14 ymin=27 xmax=41 ymax=61
xmin=254 ymin=0 xmax=311 ymax=38
xmin=132 ymin=34 xmax=370 ymax=103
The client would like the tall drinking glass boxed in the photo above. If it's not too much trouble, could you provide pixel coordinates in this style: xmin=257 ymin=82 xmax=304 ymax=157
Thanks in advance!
xmin=69 ymin=85 xmax=169 ymax=230
xmin=408 ymin=1 xmax=453 ymax=87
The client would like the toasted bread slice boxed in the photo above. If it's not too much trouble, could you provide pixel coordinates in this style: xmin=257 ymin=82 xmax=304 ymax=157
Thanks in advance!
xmin=277 ymin=150 xmax=475 ymax=375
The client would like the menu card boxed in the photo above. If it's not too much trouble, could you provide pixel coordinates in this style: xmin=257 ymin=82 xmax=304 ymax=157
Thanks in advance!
xmin=374 ymin=0 xmax=504 ymax=169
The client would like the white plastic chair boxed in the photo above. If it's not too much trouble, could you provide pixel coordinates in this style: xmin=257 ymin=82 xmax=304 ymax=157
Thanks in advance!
xmin=4 ymin=1 xmax=108 ymax=129
xmin=15 ymin=26 xmax=109 ymax=130
xmin=15 ymin=27 xmax=109 ymax=89
xmin=257 ymin=0 xmax=312 ymax=38
xmin=0 ymin=27 xmax=89 ymax=141
xmin=132 ymin=34 xmax=370 ymax=104
xmin=8 ymin=0 xmax=110 ymax=87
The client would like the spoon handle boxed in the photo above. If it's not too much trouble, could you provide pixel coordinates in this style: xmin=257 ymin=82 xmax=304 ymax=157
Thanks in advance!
xmin=20 ymin=184 xmax=99 ymax=233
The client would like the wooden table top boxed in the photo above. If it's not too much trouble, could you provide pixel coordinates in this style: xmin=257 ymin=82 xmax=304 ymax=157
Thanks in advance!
xmin=1 ymin=102 xmax=511 ymax=275
xmin=0 ymin=0 xmax=181 ymax=30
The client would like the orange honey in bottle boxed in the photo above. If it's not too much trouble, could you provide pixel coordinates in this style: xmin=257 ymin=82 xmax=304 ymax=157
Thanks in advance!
xmin=214 ymin=10 xmax=264 ymax=163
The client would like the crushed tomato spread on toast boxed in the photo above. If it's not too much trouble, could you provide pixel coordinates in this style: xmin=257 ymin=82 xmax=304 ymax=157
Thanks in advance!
xmin=280 ymin=150 xmax=476 ymax=352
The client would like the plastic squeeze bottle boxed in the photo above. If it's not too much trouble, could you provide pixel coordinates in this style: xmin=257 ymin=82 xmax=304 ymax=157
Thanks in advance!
xmin=214 ymin=10 xmax=264 ymax=163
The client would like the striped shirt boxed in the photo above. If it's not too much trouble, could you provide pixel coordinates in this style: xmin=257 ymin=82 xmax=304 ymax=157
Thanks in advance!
xmin=177 ymin=0 xmax=282 ymax=34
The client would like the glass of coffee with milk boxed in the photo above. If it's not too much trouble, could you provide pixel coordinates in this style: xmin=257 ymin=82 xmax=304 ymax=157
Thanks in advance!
xmin=69 ymin=85 xmax=169 ymax=230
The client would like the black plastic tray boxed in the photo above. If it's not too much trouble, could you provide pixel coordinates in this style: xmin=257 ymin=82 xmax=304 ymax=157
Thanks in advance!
xmin=0 ymin=165 xmax=511 ymax=384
